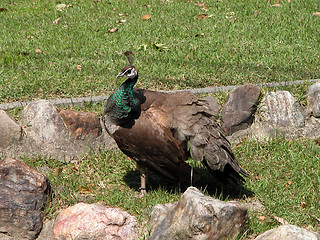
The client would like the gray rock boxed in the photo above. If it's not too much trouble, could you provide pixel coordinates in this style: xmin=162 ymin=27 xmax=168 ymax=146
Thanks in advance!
xmin=307 ymin=82 xmax=320 ymax=118
xmin=257 ymin=91 xmax=305 ymax=128
xmin=222 ymin=84 xmax=261 ymax=135
xmin=0 ymin=158 xmax=50 ymax=239
xmin=20 ymin=100 xmax=68 ymax=145
xmin=0 ymin=233 xmax=15 ymax=240
xmin=149 ymin=187 xmax=247 ymax=240
xmin=243 ymin=199 xmax=265 ymax=212
xmin=149 ymin=202 xmax=177 ymax=231
xmin=36 ymin=219 xmax=55 ymax=240
xmin=0 ymin=100 xmax=116 ymax=160
xmin=255 ymin=224 xmax=320 ymax=240
xmin=52 ymin=203 xmax=138 ymax=240
xmin=0 ymin=110 xmax=23 ymax=148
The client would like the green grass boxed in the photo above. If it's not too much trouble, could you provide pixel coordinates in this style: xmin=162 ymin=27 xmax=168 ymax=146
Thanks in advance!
xmin=21 ymin=137 xmax=320 ymax=239
xmin=1 ymin=0 xmax=320 ymax=103
xmin=236 ymin=137 xmax=320 ymax=238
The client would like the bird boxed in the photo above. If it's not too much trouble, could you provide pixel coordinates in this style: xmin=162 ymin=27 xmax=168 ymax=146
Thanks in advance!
xmin=103 ymin=51 xmax=248 ymax=195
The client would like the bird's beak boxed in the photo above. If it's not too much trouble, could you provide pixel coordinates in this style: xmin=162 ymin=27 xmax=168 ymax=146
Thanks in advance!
xmin=116 ymin=72 xmax=124 ymax=78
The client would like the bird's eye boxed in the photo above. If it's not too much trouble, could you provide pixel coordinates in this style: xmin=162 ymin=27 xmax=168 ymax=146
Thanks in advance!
xmin=129 ymin=69 xmax=135 ymax=75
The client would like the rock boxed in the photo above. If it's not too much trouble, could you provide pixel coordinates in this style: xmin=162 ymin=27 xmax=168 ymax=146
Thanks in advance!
xmin=222 ymin=84 xmax=261 ymax=135
xmin=0 ymin=100 xmax=116 ymax=160
xmin=243 ymin=199 xmax=265 ymax=212
xmin=0 ymin=110 xmax=23 ymax=148
xmin=53 ymin=203 xmax=138 ymax=240
xmin=37 ymin=219 xmax=55 ymax=240
xmin=0 ymin=233 xmax=15 ymax=240
xmin=59 ymin=109 xmax=102 ymax=139
xmin=149 ymin=202 xmax=177 ymax=231
xmin=20 ymin=100 xmax=68 ymax=145
xmin=255 ymin=224 xmax=320 ymax=240
xmin=307 ymin=82 xmax=320 ymax=118
xmin=149 ymin=187 xmax=247 ymax=240
xmin=257 ymin=91 xmax=305 ymax=128
xmin=0 ymin=158 xmax=50 ymax=239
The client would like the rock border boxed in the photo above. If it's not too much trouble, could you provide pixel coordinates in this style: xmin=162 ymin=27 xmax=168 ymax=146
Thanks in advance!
xmin=0 ymin=79 xmax=318 ymax=110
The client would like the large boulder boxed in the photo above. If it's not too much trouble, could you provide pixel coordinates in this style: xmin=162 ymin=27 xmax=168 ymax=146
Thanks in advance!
xmin=53 ymin=203 xmax=138 ymax=240
xmin=257 ymin=91 xmax=305 ymax=128
xmin=0 ymin=110 xmax=23 ymax=148
xmin=149 ymin=187 xmax=247 ymax=240
xmin=255 ymin=224 xmax=320 ymax=240
xmin=20 ymin=100 xmax=68 ymax=145
xmin=222 ymin=84 xmax=261 ymax=135
xmin=0 ymin=158 xmax=50 ymax=239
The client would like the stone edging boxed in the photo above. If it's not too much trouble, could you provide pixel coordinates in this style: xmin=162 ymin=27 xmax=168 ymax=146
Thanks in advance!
xmin=0 ymin=79 xmax=319 ymax=110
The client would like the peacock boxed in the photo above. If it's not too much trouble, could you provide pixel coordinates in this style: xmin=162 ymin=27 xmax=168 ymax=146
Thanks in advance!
xmin=103 ymin=51 xmax=248 ymax=195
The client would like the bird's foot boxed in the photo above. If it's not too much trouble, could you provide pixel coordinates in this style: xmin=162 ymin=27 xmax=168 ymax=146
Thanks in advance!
xmin=139 ymin=187 xmax=147 ymax=197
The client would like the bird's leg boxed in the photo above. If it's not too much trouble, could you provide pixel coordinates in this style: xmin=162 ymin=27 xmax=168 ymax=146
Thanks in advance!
xmin=140 ymin=170 xmax=147 ymax=196
xmin=137 ymin=163 xmax=148 ymax=196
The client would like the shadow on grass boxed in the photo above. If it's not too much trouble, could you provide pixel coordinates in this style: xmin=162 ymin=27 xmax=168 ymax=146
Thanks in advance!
xmin=123 ymin=168 xmax=253 ymax=200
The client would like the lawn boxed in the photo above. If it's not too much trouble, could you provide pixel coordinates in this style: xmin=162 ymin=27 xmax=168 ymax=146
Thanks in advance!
xmin=1 ymin=0 xmax=320 ymax=239
xmin=1 ymin=0 xmax=320 ymax=103
xmin=22 ymin=136 xmax=320 ymax=239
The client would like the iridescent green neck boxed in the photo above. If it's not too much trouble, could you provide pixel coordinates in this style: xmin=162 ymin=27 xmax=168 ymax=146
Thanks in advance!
xmin=108 ymin=75 xmax=139 ymax=122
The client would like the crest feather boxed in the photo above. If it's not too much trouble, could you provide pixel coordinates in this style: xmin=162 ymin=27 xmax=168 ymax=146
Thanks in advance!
xmin=124 ymin=51 xmax=134 ymax=66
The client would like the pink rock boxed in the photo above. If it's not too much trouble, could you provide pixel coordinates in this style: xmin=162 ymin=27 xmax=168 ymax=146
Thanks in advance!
xmin=53 ymin=203 xmax=138 ymax=240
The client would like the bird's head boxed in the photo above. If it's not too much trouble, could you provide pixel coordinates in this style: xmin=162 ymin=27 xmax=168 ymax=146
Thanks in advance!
xmin=116 ymin=65 xmax=138 ymax=79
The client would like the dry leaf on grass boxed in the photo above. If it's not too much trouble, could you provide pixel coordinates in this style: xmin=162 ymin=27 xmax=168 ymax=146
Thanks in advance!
xmin=53 ymin=18 xmax=61 ymax=24
xmin=271 ymin=4 xmax=281 ymax=7
xmin=195 ymin=33 xmax=205 ymax=37
xmin=108 ymin=27 xmax=118 ymax=33
xmin=56 ymin=4 xmax=66 ymax=11
xmin=257 ymin=215 xmax=266 ymax=222
xmin=310 ymin=214 xmax=320 ymax=223
xmin=153 ymin=43 xmax=169 ymax=51
xmin=313 ymin=12 xmax=320 ymax=17
xmin=116 ymin=19 xmax=127 ymax=23
xmin=141 ymin=14 xmax=152 ymax=20
xmin=285 ymin=180 xmax=292 ymax=187
xmin=76 ymin=65 xmax=82 ymax=71
xmin=274 ymin=216 xmax=288 ymax=225
xmin=197 ymin=13 xmax=208 ymax=19
xmin=253 ymin=11 xmax=261 ymax=17
xmin=35 ymin=49 xmax=42 ymax=54
xmin=194 ymin=2 xmax=208 ymax=11
xmin=78 ymin=186 xmax=91 ymax=193
xmin=300 ymin=201 xmax=308 ymax=208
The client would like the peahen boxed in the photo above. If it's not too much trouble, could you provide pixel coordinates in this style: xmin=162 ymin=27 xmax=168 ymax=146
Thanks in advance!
xmin=103 ymin=51 xmax=248 ymax=195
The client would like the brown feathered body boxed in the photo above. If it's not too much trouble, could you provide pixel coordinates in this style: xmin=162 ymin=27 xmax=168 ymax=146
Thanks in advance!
xmin=103 ymin=51 xmax=247 ymax=191
xmin=104 ymin=88 xmax=247 ymax=184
